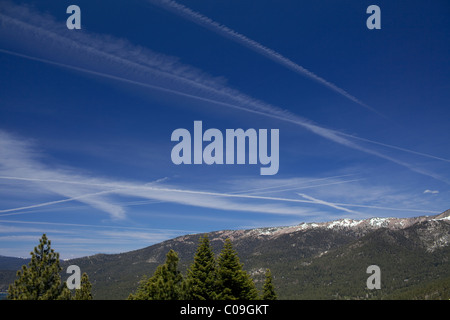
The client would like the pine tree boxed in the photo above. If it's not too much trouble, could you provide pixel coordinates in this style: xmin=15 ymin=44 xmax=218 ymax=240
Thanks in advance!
xmin=262 ymin=269 xmax=277 ymax=300
xmin=74 ymin=273 xmax=93 ymax=300
xmin=184 ymin=235 xmax=218 ymax=300
xmin=7 ymin=234 xmax=71 ymax=300
xmin=215 ymin=238 xmax=258 ymax=300
xmin=128 ymin=249 xmax=183 ymax=300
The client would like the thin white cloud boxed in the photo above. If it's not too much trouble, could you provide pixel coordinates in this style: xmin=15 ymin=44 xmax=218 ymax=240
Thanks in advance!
xmin=297 ymin=193 xmax=361 ymax=215
xmin=339 ymin=133 xmax=450 ymax=164
xmin=97 ymin=230 xmax=183 ymax=242
xmin=242 ymin=178 xmax=363 ymax=196
xmin=0 ymin=131 xmax=318 ymax=218
xmin=0 ymin=190 xmax=119 ymax=215
xmin=0 ymin=128 xmax=443 ymax=217
xmin=0 ymin=224 xmax=75 ymax=235
xmin=230 ymin=174 xmax=357 ymax=195
xmin=0 ymin=219 xmax=197 ymax=234
xmin=424 ymin=189 xmax=439 ymax=194
xmin=0 ymin=2 xmax=448 ymax=185
xmin=147 ymin=0 xmax=379 ymax=114
xmin=0 ymin=175 xmax=440 ymax=217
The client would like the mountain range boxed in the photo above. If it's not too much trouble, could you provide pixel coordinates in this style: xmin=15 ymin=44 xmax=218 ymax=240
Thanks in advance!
xmin=1 ymin=209 xmax=449 ymax=299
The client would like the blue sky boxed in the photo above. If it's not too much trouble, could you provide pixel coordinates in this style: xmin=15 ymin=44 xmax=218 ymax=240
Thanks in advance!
xmin=0 ymin=0 xmax=449 ymax=259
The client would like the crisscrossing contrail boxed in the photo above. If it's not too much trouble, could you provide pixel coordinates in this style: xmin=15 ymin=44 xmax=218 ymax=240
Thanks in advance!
xmin=148 ymin=0 xmax=381 ymax=115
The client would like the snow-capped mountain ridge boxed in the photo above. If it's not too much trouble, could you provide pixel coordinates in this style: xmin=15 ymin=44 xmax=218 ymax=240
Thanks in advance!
xmin=247 ymin=209 xmax=450 ymax=239
xmin=182 ymin=210 xmax=450 ymax=245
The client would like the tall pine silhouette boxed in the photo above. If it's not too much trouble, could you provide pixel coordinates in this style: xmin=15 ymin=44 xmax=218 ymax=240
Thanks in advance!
xmin=74 ymin=273 xmax=93 ymax=300
xmin=184 ymin=235 xmax=218 ymax=299
xmin=7 ymin=234 xmax=71 ymax=300
xmin=128 ymin=249 xmax=183 ymax=300
xmin=262 ymin=269 xmax=277 ymax=300
xmin=215 ymin=238 xmax=258 ymax=300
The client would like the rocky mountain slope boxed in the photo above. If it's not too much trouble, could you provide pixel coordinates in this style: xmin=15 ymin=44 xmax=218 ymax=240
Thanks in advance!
xmin=1 ymin=209 xmax=449 ymax=299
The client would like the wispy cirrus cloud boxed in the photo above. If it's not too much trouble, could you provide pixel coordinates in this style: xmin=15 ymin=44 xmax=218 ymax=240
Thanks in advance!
xmin=0 ymin=130 xmax=322 ymax=219
xmin=0 ymin=130 xmax=442 ymax=220
xmin=0 ymin=130 xmax=126 ymax=220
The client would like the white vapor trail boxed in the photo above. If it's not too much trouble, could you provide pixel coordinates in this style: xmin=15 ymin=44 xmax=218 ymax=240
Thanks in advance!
xmin=1 ymin=52 xmax=447 ymax=187
xmin=298 ymin=193 xmax=441 ymax=214
xmin=230 ymin=174 xmax=357 ymax=194
xmin=0 ymin=125 xmax=321 ymax=218
xmin=0 ymin=2 xmax=448 ymax=184
xmin=0 ymin=190 xmax=118 ymax=215
xmin=0 ymin=176 xmax=440 ymax=215
xmin=147 ymin=0 xmax=379 ymax=114
xmin=0 ymin=219 xmax=198 ymax=234
xmin=298 ymin=193 xmax=361 ymax=215
xmin=241 ymin=179 xmax=363 ymax=196
xmin=339 ymin=132 xmax=450 ymax=163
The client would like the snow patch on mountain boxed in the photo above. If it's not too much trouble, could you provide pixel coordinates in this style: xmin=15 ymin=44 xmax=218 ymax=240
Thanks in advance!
xmin=246 ymin=211 xmax=450 ymax=239
xmin=327 ymin=218 xmax=363 ymax=229
xmin=368 ymin=217 xmax=390 ymax=227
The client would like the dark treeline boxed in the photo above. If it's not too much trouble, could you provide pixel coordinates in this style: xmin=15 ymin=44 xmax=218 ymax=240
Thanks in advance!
xmin=128 ymin=235 xmax=277 ymax=300
xmin=6 ymin=234 xmax=276 ymax=300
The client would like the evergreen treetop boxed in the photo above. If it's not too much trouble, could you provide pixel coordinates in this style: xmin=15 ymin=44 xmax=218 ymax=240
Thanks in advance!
xmin=215 ymin=238 xmax=258 ymax=300
xmin=128 ymin=236 xmax=276 ymax=300
xmin=184 ymin=234 xmax=218 ymax=300
xmin=7 ymin=234 xmax=71 ymax=300
xmin=74 ymin=273 xmax=93 ymax=300
xmin=262 ymin=269 xmax=277 ymax=300
xmin=128 ymin=249 xmax=183 ymax=300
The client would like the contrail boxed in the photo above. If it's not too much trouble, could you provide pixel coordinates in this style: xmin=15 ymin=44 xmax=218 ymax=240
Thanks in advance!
xmin=0 ymin=50 xmax=448 ymax=185
xmin=0 ymin=176 xmax=440 ymax=214
xmin=230 ymin=174 xmax=357 ymax=194
xmin=147 ymin=0 xmax=380 ymax=114
xmin=297 ymin=193 xmax=440 ymax=214
xmin=1 ymin=3 xmax=448 ymax=183
xmin=339 ymin=132 xmax=450 ymax=163
xmin=241 ymin=179 xmax=363 ymax=196
xmin=0 ymin=175 xmax=320 ymax=205
xmin=0 ymin=219 xmax=198 ymax=233
xmin=0 ymin=190 xmax=118 ymax=215
xmin=0 ymin=175 xmax=166 ymax=217
xmin=298 ymin=193 xmax=361 ymax=215
xmin=0 ymin=50 xmax=360 ymax=153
